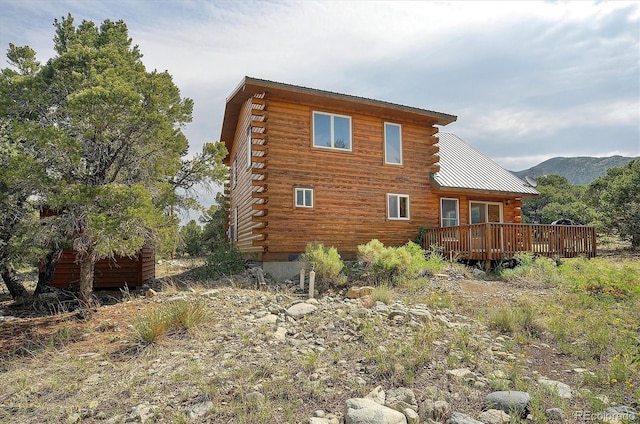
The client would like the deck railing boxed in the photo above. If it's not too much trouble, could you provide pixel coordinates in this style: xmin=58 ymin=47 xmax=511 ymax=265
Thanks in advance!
xmin=422 ymin=223 xmax=597 ymax=264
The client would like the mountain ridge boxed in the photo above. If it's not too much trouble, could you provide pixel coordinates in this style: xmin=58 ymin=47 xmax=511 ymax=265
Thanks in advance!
xmin=512 ymin=155 xmax=638 ymax=185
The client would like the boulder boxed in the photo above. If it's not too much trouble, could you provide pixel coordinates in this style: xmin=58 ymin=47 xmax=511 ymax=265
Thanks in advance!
xmin=484 ymin=391 xmax=530 ymax=418
xmin=545 ymin=408 xmax=566 ymax=422
xmin=478 ymin=409 xmax=510 ymax=424
xmin=344 ymin=398 xmax=407 ymax=424
xmin=364 ymin=385 xmax=386 ymax=405
xmin=446 ymin=412 xmax=484 ymax=424
xmin=385 ymin=387 xmax=418 ymax=413
xmin=421 ymin=399 xmax=452 ymax=421
xmin=602 ymin=406 xmax=638 ymax=423
xmin=185 ymin=401 xmax=213 ymax=419
xmin=403 ymin=408 xmax=420 ymax=424
xmin=346 ymin=286 xmax=375 ymax=299
xmin=538 ymin=378 xmax=572 ymax=400
xmin=286 ymin=302 xmax=317 ymax=318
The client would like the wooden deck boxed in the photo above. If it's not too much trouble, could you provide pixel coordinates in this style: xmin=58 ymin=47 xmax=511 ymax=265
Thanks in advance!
xmin=422 ymin=223 xmax=596 ymax=268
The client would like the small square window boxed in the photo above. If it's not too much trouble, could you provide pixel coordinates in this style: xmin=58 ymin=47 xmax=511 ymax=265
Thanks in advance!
xmin=295 ymin=188 xmax=314 ymax=208
xmin=388 ymin=194 xmax=409 ymax=220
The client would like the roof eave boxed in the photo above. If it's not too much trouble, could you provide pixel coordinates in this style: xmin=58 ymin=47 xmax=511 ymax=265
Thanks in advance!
xmin=432 ymin=184 xmax=540 ymax=197
xmin=220 ymin=76 xmax=458 ymax=160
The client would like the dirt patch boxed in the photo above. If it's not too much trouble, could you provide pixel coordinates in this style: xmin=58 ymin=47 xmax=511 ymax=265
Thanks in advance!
xmin=458 ymin=279 xmax=500 ymax=296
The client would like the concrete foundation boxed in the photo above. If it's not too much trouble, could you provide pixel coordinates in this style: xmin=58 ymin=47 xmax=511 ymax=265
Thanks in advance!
xmin=262 ymin=261 xmax=304 ymax=281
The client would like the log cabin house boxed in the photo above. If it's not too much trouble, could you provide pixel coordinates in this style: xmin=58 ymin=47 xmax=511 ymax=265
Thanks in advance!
xmin=221 ymin=77 xmax=595 ymax=277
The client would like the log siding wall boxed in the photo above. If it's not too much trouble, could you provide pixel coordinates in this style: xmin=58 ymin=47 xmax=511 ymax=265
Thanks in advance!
xmin=226 ymin=91 xmax=525 ymax=261
xmin=50 ymin=245 xmax=155 ymax=289
xmin=227 ymin=96 xmax=266 ymax=255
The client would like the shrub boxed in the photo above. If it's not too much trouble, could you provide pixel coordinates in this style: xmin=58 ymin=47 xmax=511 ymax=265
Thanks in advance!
xmin=498 ymin=252 xmax=561 ymax=287
xmin=299 ymin=243 xmax=345 ymax=291
xmin=487 ymin=302 xmax=543 ymax=338
xmin=558 ymin=257 xmax=640 ymax=301
xmin=357 ymin=239 xmax=437 ymax=286
xmin=129 ymin=299 xmax=208 ymax=348
xmin=206 ymin=243 xmax=246 ymax=278
xmin=371 ymin=285 xmax=392 ymax=304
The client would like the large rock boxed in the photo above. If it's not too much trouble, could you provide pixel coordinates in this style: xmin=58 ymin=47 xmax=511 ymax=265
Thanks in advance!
xmin=404 ymin=408 xmax=420 ymax=424
xmin=185 ymin=401 xmax=213 ymax=419
xmin=484 ymin=391 xmax=530 ymax=418
xmin=420 ymin=399 xmax=451 ymax=421
xmin=344 ymin=398 xmax=407 ymax=424
xmin=478 ymin=409 xmax=510 ymax=424
xmin=447 ymin=368 xmax=476 ymax=382
xmin=601 ymin=406 xmax=638 ymax=423
xmin=538 ymin=378 xmax=572 ymax=399
xmin=127 ymin=403 xmax=155 ymax=423
xmin=364 ymin=385 xmax=386 ymax=405
xmin=347 ymin=286 xmax=374 ymax=299
xmin=286 ymin=302 xmax=317 ymax=318
xmin=385 ymin=387 xmax=418 ymax=413
xmin=446 ymin=412 xmax=484 ymax=424
xmin=545 ymin=408 xmax=566 ymax=422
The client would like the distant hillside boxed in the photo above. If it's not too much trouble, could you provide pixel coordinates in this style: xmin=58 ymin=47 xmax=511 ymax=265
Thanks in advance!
xmin=513 ymin=156 xmax=638 ymax=185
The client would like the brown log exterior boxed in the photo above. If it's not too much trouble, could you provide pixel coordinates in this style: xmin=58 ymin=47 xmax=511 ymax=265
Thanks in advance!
xmin=221 ymin=78 xmax=564 ymax=262
xmin=49 ymin=245 xmax=155 ymax=289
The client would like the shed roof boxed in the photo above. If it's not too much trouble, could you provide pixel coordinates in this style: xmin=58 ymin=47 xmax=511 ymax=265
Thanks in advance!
xmin=220 ymin=76 xmax=457 ymax=157
xmin=433 ymin=133 xmax=539 ymax=196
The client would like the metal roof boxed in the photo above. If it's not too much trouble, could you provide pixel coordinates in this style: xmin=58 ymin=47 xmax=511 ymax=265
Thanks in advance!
xmin=433 ymin=133 xmax=539 ymax=196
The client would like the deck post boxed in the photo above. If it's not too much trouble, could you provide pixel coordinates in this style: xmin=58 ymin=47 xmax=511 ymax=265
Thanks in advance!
xmin=485 ymin=223 xmax=492 ymax=273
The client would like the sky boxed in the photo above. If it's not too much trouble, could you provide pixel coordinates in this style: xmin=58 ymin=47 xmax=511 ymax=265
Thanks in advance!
xmin=1 ymin=1 xmax=639 ymax=171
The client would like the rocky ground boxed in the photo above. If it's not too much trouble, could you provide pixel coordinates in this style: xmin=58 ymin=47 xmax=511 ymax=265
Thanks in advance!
xmin=0 ymin=261 xmax=637 ymax=423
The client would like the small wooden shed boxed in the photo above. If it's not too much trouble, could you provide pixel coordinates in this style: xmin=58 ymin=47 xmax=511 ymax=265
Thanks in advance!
xmin=49 ymin=245 xmax=155 ymax=289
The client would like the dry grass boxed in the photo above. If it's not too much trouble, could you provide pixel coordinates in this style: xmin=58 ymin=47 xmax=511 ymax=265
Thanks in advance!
xmin=0 ymin=254 xmax=638 ymax=423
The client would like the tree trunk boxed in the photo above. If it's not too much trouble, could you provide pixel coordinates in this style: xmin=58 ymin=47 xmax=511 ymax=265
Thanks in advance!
xmin=632 ymin=234 xmax=640 ymax=250
xmin=0 ymin=262 xmax=29 ymax=300
xmin=34 ymin=249 xmax=62 ymax=295
xmin=79 ymin=255 xmax=95 ymax=307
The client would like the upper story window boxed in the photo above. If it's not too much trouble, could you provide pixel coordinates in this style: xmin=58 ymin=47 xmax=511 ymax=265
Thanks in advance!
xmin=295 ymin=188 xmax=314 ymax=208
xmin=384 ymin=122 xmax=402 ymax=165
xmin=313 ymin=111 xmax=352 ymax=151
xmin=441 ymin=198 xmax=459 ymax=227
xmin=387 ymin=193 xmax=410 ymax=220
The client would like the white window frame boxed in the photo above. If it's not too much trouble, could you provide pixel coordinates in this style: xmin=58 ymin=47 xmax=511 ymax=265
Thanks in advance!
xmin=312 ymin=111 xmax=352 ymax=151
xmin=294 ymin=188 xmax=314 ymax=208
xmin=384 ymin=122 xmax=402 ymax=165
xmin=469 ymin=201 xmax=503 ymax=224
xmin=246 ymin=124 xmax=252 ymax=168
xmin=387 ymin=193 xmax=410 ymax=220
xmin=440 ymin=198 xmax=459 ymax=227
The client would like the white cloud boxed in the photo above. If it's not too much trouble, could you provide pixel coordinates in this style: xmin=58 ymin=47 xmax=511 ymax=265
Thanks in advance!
xmin=1 ymin=0 xmax=638 ymax=167
xmin=459 ymin=99 xmax=639 ymax=141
